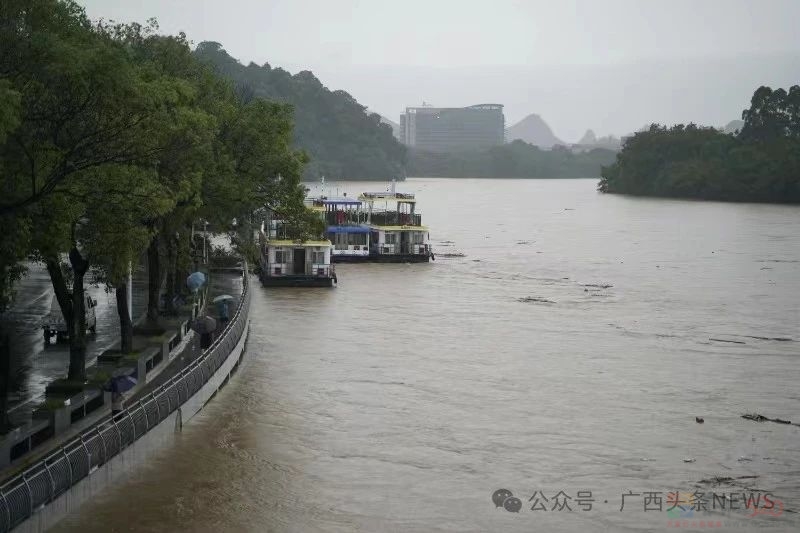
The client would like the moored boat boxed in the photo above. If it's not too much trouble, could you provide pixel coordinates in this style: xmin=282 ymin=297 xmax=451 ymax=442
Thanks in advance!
xmin=360 ymin=189 xmax=433 ymax=263
xmin=312 ymin=196 xmax=372 ymax=262
xmin=258 ymin=209 xmax=337 ymax=287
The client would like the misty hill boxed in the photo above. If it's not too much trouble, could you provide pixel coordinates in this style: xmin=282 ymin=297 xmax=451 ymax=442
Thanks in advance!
xmin=722 ymin=119 xmax=744 ymax=134
xmin=507 ymin=114 xmax=565 ymax=148
xmin=408 ymin=140 xmax=616 ymax=179
xmin=574 ymin=129 xmax=623 ymax=151
xmin=577 ymin=129 xmax=597 ymax=145
xmin=194 ymin=42 xmax=405 ymax=180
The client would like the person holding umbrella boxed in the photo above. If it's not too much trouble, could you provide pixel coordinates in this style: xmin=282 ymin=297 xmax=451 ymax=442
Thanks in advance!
xmin=213 ymin=294 xmax=233 ymax=326
xmin=192 ymin=315 xmax=217 ymax=350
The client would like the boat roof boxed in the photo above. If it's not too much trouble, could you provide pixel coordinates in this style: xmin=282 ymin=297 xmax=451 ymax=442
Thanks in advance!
xmin=358 ymin=192 xmax=416 ymax=203
xmin=268 ymin=239 xmax=332 ymax=247
xmin=322 ymin=197 xmax=361 ymax=206
xmin=327 ymin=225 xmax=370 ymax=233
xmin=372 ymin=225 xmax=429 ymax=232
xmin=307 ymin=196 xmax=362 ymax=206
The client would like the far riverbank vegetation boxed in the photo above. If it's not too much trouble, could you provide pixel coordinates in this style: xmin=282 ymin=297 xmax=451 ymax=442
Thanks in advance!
xmin=599 ymin=85 xmax=800 ymax=203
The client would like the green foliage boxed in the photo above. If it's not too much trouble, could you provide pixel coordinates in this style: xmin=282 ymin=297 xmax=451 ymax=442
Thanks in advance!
xmin=0 ymin=1 xmax=314 ymax=385
xmin=599 ymin=86 xmax=800 ymax=203
xmin=194 ymin=42 xmax=406 ymax=181
xmin=407 ymin=141 xmax=617 ymax=178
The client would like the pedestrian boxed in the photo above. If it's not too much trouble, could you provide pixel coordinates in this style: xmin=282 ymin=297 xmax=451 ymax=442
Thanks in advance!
xmin=200 ymin=331 xmax=212 ymax=349
xmin=111 ymin=388 xmax=124 ymax=418
xmin=217 ymin=300 xmax=230 ymax=325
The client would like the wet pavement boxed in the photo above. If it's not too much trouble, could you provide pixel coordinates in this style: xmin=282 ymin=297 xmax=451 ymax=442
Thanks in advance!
xmin=0 ymin=262 xmax=148 ymax=418
xmin=127 ymin=268 xmax=243 ymax=405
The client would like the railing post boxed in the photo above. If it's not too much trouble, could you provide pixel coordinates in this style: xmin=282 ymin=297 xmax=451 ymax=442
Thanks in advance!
xmin=96 ymin=427 xmax=107 ymax=465
xmin=127 ymin=410 xmax=137 ymax=440
xmin=0 ymin=487 xmax=10 ymax=532
xmin=79 ymin=436 xmax=91 ymax=469
xmin=152 ymin=393 xmax=160 ymax=422
xmin=63 ymin=448 xmax=72 ymax=486
xmin=140 ymin=400 xmax=149 ymax=431
xmin=111 ymin=416 xmax=123 ymax=451
xmin=44 ymin=461 xmax=56 ymax=501
xmin=22 ymin=473 xmax=32 ymax=517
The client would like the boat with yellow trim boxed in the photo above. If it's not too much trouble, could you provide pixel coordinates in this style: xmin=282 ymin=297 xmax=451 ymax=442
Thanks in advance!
xmin=258 ymin=210 xmax=337 ymax=287
xmin=359 ymin=188 xmax=433 ymax=263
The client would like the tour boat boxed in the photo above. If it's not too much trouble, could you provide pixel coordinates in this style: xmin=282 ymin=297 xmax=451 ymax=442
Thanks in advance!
xmin=359 ymin=186 xmax=433 ymax=263
xmin=258 ymin=212 xmax=336 ymax=287
xmin=311 ymin=196 xmax=372 ymax=262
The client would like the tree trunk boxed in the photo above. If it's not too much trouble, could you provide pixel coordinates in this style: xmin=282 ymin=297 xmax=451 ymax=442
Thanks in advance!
xmin=115 ymin=281 xmax=133 ymax=354
xmin=146 ymin=234 xmax=160 ymax=325
xmin=45 ymin=257 xmax=73 ymax=327
xmin=0 ymin=332 xmax=10 ymax=434
xmin=165 ymin=233 xmax=177 ymax=315
xmin=67 ymin=246 xmax=88 ymax=382
xmin=45 ymin=255 xmax=86 ymax=380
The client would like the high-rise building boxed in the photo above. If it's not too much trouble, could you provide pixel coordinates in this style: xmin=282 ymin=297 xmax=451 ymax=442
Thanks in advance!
xmin=399 ymin=104 xmax=505 ymax=152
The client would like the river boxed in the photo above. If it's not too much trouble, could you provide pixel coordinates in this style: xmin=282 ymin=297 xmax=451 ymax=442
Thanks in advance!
xmin=53 ymin=178 xmax=799 ymax=532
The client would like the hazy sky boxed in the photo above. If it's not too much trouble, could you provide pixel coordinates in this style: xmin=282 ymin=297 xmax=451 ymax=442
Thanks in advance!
xmin=80 ymin=0 xmax=800 ymax=141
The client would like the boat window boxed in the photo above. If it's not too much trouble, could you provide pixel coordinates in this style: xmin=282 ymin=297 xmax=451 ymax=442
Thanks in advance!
xmin=347 ymin=233 xmax=366 ymax=245
xmin=385 ymin=233 xmax=397 ymax=244
xmin=275 ymin=250 xmax=286 ymax=263
xmin=312 ymin=251 xmax=325 ymax=264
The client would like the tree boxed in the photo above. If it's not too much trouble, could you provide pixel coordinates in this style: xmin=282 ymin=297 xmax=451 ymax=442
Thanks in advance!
xmin=599 ymin=85 xmax=800 ymax=203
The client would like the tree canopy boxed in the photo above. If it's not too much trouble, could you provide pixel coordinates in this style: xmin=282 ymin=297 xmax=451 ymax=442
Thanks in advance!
xmin=0 ymin=0 xmax=314 ymax=416
xmin=193 ymin=42 xmax=406 ymax=181
xmin=599 ymin=85 xmax=800 ymax=203
xmin=407 ymin=141 xmax=617 ymax=178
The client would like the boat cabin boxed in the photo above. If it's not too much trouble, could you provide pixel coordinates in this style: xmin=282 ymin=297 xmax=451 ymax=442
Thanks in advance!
xmin=313 ymin=197 xmax=371 ymax=260
xmin=359 ymin=191 xmax=433 ymax=262
xmin=259 ymin=215 xmax=336 ymax=287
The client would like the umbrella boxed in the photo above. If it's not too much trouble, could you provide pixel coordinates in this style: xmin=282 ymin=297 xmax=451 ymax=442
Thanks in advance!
xmin=111 ymin=375 xmax=138 ymax=393
xmin=191 ymin=315 xmax=217 ymax=334
xmin=212 ymin=294 xmax=233 ymax=304
xmin=186 ymin=272 xmax=207 ymax=291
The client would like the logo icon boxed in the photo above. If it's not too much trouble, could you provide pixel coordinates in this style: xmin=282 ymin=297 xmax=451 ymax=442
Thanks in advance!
xmin=492 ymin=489 xmax=522 ymax=512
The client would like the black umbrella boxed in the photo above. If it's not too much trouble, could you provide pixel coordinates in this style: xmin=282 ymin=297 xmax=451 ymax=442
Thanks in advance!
xmin=191 ymin=315 xmax=217 ymax=334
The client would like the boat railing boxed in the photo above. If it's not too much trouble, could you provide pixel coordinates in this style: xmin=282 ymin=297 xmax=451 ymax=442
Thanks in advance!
xmin=369 ymin=212 xmax=422 ymax=226
xmin=324 ymin=212 xmax=368 ymax=225
xmin=376 ymin=243 xmax=430 ymax=255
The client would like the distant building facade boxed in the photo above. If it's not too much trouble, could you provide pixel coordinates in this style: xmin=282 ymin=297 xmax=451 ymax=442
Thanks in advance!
xmin=399 ymin=104 xmax=505 ymax=152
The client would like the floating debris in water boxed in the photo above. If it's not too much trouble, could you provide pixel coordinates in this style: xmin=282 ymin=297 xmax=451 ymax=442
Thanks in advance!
xmin=518 ymin=296 xmax=556 ymax=304
xmin=516 ymin=240 xmax=533 ymax=245
xmin=742 ymin=413 xmax=794 ymax=425
xmin=709 ymin=338 xmax=746 ymax=344
xmin=695 ymin=417 xmax=704 ymax=424
xmin=742 ymin=335 xmax=794 ymax=342
xmin=698 ymin=475 xmax=759 ymax=486
xmin=683 ymin=458 xmax=696 ymax=463
xmin=438 ymin=252 xmax=466 ymax=258
xmin=582 ymin=283 xmax=613 ymax=289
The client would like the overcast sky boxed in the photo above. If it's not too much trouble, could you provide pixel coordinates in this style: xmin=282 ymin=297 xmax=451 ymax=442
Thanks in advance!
xmin=80 ymin=0 xmax=800 ymax=141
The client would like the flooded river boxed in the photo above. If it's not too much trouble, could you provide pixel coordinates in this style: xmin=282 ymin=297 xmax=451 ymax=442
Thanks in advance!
xmin=54 ymin=179 xmax=799 ymax=532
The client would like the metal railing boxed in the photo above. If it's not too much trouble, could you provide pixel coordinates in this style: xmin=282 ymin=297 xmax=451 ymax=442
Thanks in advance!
xmin=0 ymin=264 xmax=251 ymax=532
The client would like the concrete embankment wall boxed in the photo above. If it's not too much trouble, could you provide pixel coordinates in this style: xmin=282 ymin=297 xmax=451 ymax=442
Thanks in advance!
xmin=0 ymin=269 xmax=252 ymax=533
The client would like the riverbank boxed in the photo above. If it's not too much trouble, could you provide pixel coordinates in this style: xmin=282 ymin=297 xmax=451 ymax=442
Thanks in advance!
xmin=0 ymin=263 xmax=251 ymax=532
